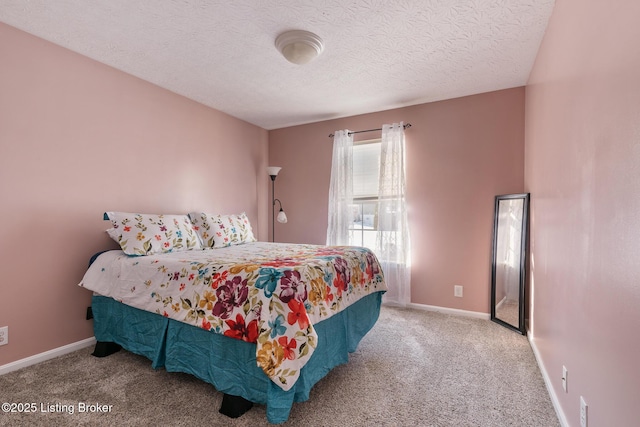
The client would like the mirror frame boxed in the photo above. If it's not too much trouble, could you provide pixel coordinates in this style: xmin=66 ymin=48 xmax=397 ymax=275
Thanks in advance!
xmin=490 ymin=193 xmax=530 ymax=335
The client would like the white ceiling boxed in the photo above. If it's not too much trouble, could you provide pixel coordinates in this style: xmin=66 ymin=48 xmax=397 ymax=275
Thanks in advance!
xmin=0 ymin=0 xmax=555 ymax=130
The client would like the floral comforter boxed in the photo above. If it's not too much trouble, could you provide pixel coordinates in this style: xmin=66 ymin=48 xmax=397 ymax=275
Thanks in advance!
xmin=79 ymin=242 xmax=386 ymax=390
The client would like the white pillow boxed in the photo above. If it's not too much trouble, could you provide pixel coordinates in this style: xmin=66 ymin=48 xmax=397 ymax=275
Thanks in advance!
xmin=189 ymin=212 xmax=256 ymax=248
xmin=105 ymin=212 xmax=202 ymax=256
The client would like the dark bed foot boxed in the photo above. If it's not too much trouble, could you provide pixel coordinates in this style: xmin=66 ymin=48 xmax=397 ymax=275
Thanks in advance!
xmin=219 ymin=394 xmax=254 ymax=418
xmin=91 ymin=341 xmax=122 ymax=357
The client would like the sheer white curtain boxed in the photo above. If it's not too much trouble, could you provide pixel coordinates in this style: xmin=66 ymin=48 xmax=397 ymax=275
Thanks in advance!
xmin=376 ymin=123 xmax=411 ymax=306
xmin=503 ymin=199 xmax=523 ymax=301
xmin=326 ymin=130 xmax=353 ymax=246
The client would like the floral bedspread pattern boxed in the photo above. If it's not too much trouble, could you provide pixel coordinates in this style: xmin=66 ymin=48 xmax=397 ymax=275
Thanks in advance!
xmin=80 ymin=242 xmax=386 ymax=390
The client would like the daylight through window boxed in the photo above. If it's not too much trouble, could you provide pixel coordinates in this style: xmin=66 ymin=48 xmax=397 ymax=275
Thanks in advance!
xmin=349 ymin=139 xmax=381 ymax=249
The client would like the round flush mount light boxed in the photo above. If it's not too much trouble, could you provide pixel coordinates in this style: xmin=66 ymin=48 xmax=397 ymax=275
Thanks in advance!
xmin=275 ymin=30 xmax=324 ymax=65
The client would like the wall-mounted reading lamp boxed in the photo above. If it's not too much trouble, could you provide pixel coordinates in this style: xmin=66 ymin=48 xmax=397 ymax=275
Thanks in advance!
xmin=267 ymin=166 xmax=288 ymax=242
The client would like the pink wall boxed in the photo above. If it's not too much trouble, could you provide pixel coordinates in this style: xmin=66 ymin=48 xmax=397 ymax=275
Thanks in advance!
xmin=0 ymin=23 xmax=269 ymax=366
xmin=269 ymin=88 xmax=525 ymax=313
xmin=525 ymin=1 xmax=640 ymax=425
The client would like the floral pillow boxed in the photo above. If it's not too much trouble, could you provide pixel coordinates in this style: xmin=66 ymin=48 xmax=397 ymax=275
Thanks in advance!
xmin=105 ymin=212 xmax=202 ymax=256
xmin=189 ymin=212 xmax=257 ymax=248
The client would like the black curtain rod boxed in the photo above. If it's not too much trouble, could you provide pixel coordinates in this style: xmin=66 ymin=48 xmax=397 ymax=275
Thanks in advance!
xmin=328 ymin=123 xmax=411 ymax=138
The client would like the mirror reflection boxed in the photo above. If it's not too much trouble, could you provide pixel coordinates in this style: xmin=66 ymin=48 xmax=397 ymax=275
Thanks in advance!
xmin=491 ymin=194 xmax=529 ymax=334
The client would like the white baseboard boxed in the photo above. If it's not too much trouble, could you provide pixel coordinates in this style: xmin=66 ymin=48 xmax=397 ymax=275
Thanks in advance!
xmin=406 ymin=302 xmax=490 ymax=320
xmin=0 ymin=337 xmax=96 ymax=376
xmin=528 ymin=336 xmax=569 ymax=427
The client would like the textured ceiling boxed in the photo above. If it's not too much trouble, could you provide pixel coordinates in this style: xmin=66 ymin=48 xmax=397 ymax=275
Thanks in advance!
xmin=0 ymin=0 xmax=555 ymax=130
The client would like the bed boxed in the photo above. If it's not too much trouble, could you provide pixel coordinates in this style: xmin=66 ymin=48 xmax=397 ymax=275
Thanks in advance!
xmin=79 ymin=212 xmax=386 ymax=424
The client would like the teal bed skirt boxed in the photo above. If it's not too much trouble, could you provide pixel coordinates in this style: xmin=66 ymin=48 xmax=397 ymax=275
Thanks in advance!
xmin=91 ymin=291 xmax=383 ymax=424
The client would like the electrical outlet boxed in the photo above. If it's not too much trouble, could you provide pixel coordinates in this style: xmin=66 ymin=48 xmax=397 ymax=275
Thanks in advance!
xmin=580 ymin=396 xmax=588 ymax=427
xmin=454 ymin=285 xmax=463 ymax=297
xmin=0 ymin=326 xmax=8 ymax=346
xmin=562 ymin=365 xmax=568 ymax=392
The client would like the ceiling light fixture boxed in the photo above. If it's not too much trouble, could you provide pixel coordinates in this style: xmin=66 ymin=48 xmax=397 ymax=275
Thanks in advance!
xmin=275 ymin=30 xmax=324 ymax=65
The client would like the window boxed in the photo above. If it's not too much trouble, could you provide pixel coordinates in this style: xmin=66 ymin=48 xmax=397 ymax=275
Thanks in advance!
xmin=327 ymin=123 xmax=410 ymax=306
xmin=348 ymin=139 xmax=381 ymax=250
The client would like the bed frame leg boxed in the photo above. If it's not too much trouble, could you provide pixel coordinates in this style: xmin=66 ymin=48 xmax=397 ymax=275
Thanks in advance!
xmin=91 ymin=341 xmax=122 ymax=357
xmin=219 ymin=393 xmax=253 ymax=418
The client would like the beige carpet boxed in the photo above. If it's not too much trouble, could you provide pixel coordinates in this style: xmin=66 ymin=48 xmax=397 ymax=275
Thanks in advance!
xmin=0 ymin=306 xmax=559 ymax=426
xmin=495 ymin=299 xmax=520 ymax=328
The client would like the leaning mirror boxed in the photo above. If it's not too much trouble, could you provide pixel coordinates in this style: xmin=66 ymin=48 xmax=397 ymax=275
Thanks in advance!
xmin=490 ymin=193 xmax=529 ymax=334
